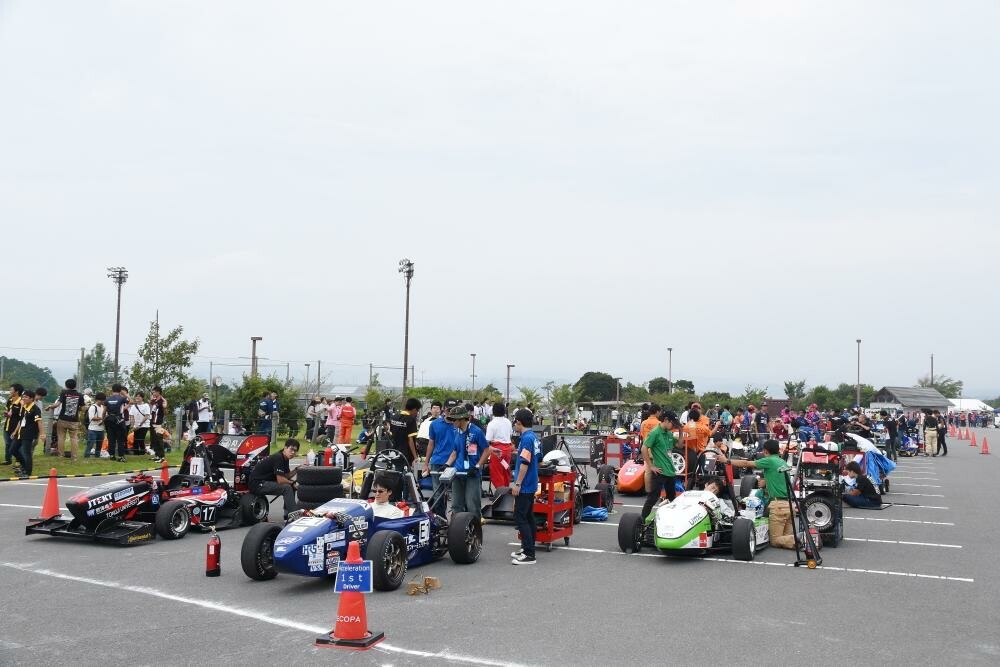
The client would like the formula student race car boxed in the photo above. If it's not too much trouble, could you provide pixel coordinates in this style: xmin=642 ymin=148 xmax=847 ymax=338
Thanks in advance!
xmin=617 ymin=447 xmax=769 ymax=561
xmin=25 ymin=433 xmax=271 ymax=545
xmin=240 ymin=448 xmax=481 ymax=591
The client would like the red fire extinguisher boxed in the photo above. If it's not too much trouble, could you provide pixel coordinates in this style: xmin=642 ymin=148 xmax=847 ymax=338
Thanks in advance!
xmin=206 ymin=527 xmax=221 ymax=577
xmin=323 ymin=445 xmax=333 ymax=466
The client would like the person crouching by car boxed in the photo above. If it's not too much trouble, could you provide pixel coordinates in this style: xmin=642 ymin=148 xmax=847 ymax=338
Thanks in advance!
xmin=719 ymin=439 xmax=795 ymax=549
xmin=843 ymin=461 xmax=882 ymax=508
xmin=444 ymin=405 xmax=489 ymax=520
xmin=641 ymin=410 xmax=680 ymax=521
xmin=249 ymin=439 xmax=302 ymax=520
xmin=510 ymin=409 xmax=540 ymax=565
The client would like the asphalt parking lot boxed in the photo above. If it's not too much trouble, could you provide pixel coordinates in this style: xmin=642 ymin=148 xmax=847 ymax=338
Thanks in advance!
xmin=2 ymin=428 xmax=998 ymax=666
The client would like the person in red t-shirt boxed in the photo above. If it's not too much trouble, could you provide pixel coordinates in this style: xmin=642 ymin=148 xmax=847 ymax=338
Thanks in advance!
xmin=337 ymin=397 xmax=356 ymax=445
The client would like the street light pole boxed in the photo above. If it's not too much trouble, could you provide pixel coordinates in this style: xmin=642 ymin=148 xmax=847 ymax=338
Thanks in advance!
xmin=506 ymin=364 xmax=515 ymax=407
xmin=305 ymin=363 xmax=310 ymax=392
xmin=106 ymin=267 xmax=129 ymax=382
xmin=470 ymin=353 xmax=477 ymax=392
xmin=856 ymin=338 xmax=862 ymax=408
xmin=930 ymin=354 xmax=934 ymax=388
xmin=399 ymin=259 xmax=415 ymax=393
xmin=250 ymin=336 xmax=262 ymax=379
xmin=667 ymin=347 xmax=673 ymax=393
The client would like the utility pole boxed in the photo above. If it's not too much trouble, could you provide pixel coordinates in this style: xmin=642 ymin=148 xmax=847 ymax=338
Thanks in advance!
xmin=399 ymin=259 xmax=415 ymax=393
xmin=506 ymin=364 xmax=515 ymax=407
xmin=305 ymin=363 xmax=311 ymax=392
xmin=286 ymin=363 xmax=290 ymax=382
xmin=209 ymin=361 xmax=213 ymax=387
xmin=369 ymin=363 xmax=373 ymax=387
xmin=106 ymin=266 xmax=129 ymax=381
xmin=79 ymin=347 xmax=85 ymax=387
xmin=856 ymin=338 xmax=862 ymax=408
xmin=470 ymin=353 xmax=477 ymax=392
xmin=930 ymin=353 xmax=934 ymax=388
xmin=667 ymin=347 xmax=673 ymax=393
xmin=250 ymin=337 xmax=262 ymax=379
xmin=316 ymin=359 xmax=321 ymax=394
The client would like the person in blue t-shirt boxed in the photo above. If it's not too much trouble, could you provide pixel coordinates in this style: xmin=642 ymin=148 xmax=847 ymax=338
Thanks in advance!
xmin=510 ymin=409 xmax=540 ymax=565
xmin=444 ymin=404 xmax=490 ymax=519
xmin=423 ymin=399 xmax=459 ymax=515
xmin=258 ymin=392 xmax=279 ymax=435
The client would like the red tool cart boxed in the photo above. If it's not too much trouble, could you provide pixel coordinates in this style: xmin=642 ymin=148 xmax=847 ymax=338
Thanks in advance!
xmin=527 ymin=470 xmax=575 ymax=552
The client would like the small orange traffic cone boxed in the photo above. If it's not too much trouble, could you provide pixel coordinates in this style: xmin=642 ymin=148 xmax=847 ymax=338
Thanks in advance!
xmin=315 ymin=541 xmax=384 ymax=650
xmin=161 ymin=459 xmax=170 ymax=483
xmin=971 ymin=432 xmax=978 ymax=447
xmin=36 ymin=468 xmax=61 ymax=520
xmin=982 ymin=437 xmax=990 ymax=455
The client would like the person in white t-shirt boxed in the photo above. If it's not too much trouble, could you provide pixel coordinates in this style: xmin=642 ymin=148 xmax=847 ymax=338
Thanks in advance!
xmin=196 ymin=394 xmax=214 ymax=433
xmin=85 ymin=393 xmax=106 ymax=459
xmin=129 ymin=392 xmax=152 ymax=454
xmin=485 ymin=401 xmax=514 ymax=487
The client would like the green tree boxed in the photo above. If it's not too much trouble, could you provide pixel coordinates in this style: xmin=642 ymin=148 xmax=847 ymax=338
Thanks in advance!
xmin=549 ymin=383 xmax=580 ymax=416
xmin=573 ymin=371 xmax=617 ymax=402
xmin=219 ymin=375 xmax=304 ymax=435
xmin=650 ymin=391 xmax=697 ymax=414
xmin=783 ymin=379 xmax=807 ymax=402
xmin=517 ymin=386 xmax=543 ymax=407
xmin=0 ymin=357 xmax=59 ymax=396
xmin=126 ymin=319 xmax=200 ymax=392
xmin=622 ymin=382 xmax=650 ymax=404
xmin=475 ymin=383 xmax=502 ymax=404
xmin=163 ymin=377 xmax=209 ymax=420
xmin=739 ymin=384 xmax=769 ymax=408
xmin=648 ymin=377 xmax=671 ymax=395
xmin=82 ymin=343 xmax=116 ymax=390
xmin=699 ymin=391 xmax=733 ymax=408
xmin=673 ymin=379 xmax=695 ymax=394
xmin=916 ymin=374 xmax=963 ymax=399
xmin=804 ymin=384 xmax=834 ymax=410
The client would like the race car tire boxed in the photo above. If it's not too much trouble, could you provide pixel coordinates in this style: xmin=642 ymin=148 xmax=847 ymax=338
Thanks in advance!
xmin=241 ymin=523 xmax=282 ymax=581
xmin=573 ymin=492 xmax=583 ymax=524
xmin=596 ymin=482 xmax=615 ymax=510
xmin=296 ymin=484 xmax=344 ymax=503
xmin=296 ymin=467 xmax=343 ymax=485
xmin=239 ymin=493 xmax=269 ymax=525
xmin=366 ymin=530 xmax=407 ymax=591
xmin=155 ymin=500 xmax=191 ymax=540
xmin=669 ymin=451 xmax=686 ymax=476
xmin=731 ymin=517 xmax=756 ymax=561
xmin=803 ymin=494 xmax=837 ymax=532
xmin=448 ymin=512 xmax=483 ymax=564
xmin=822 ymin=514 xmax=843 ymax=548
xmin=596 ymin=464 xmax=616 ymax=484
xmin=617 ymin=512 xmax=643 ymax=554
xmin=739 ymin=474 xmax=757 ymax=499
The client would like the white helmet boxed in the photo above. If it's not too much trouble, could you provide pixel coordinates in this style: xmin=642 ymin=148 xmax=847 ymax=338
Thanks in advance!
xmin=613 ymin=427 xmax=629 ymax=438
xmin=541 ymin=450 xmax=572 ymax=473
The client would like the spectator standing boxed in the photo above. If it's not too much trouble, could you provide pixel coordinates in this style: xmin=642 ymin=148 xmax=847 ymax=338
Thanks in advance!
xmin=485 ymin=401 xmax=514 ymax=488
xmin=3 ymin=383 xmax=24 ymax=466
xmin=305 ymin=398 xmax=318 ymax=442
xmin=104 ymin=384 xmax=129 ymax=463
xmin=196 ymin=393 xmax=214 ymax=433
xmin=640 ymin=403 xmax=661 ymax=440
xmin=510 ymin=409 xmax=540 ymax=565
xmin=935 ymin=410 xmax=948 ymax=457
xmin=416 ymin=401 xmax=442 ymax=458
xmin=923 ymin=410 xmax=939 ymax=456
xmin=50 ymin=379 xmax=83 ymax=461
xmin=338 ymin=397 xmax=356 ymax=444
xmin=755 ymin=403 xmax=771 ymax=446
xmin=148 ymin=386 xmax=167 ymax=462
xmin=12 ymin=389 xmax=43 ymax=478
xmin=325 ymin=396 xmax=342 ymax=442
xmin=258 ymin=391 xmax=279 ymax=435
xmin=85 ymin=393 xmax=106 ymax=459
xmin=422 ymin=400 xmax=458 ymax=516
xmin=130 ymin=392 xmax=151 ymax=454
xmin=34 ymin=387 xmax=52 ymax=455
xmin=389 ymin=398 xmax=421 ymax=466
xmin=445 ymin=405 xmax=489 ymax=520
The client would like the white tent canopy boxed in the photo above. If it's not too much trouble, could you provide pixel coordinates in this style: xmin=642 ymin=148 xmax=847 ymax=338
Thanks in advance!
xmin=948 ymin=398 xmax=993 ymax=412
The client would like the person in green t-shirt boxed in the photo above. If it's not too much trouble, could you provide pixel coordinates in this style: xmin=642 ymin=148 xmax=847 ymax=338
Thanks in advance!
xmin=640 ymin=410 xmax=681 ymax=520
xmin=719 ymin=439 xmax=795 ymax=549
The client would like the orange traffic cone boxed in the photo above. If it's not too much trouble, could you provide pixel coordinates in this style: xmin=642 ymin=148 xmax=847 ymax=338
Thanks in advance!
xmin=161 ymin=459 xmax=170 ymax=483
xmin=315 ymin=540 xmax=384 ymax=650
xmin=36 ymin=468 xmax=61 ymax=520
xmin=971 ymin=432 xmax=978 ymax=447
xmin=982 ymin=437 xmax=990 ymax=455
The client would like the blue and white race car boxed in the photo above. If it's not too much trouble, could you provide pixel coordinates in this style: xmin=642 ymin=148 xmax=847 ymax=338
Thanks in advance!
xmin=240 ymin=449 xmax=481 ymax=590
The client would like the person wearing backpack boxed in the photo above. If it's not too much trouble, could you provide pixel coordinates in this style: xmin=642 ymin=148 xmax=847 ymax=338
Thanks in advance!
xmin=104 ymin=384 xmax=129 ymax=463
xmin=85 ymin=393 xmax=107 ymax=459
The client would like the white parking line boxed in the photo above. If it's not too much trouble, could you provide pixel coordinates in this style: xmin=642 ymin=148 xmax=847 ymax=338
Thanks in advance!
xmin=884 ymin=492 xmax=945 ymax=498
xmin=0 ymin=563 xmax=533 ymax=667
xmin=842 ymin=537 xmax=961 ymax=549
xmin=887 ymin=504 xmax=949 ymax=510
xmin=844 ymin=516 xmax=954 ymax=526
xmin=889 ymin=476 xmax=940 ymax=481
xmin=12 ymin=482 xmax=90 ymax=489
xmin=0 ymin=503 xmax=69 ymax=512
xmin=893 ymin=483 xmax=942 ymax=488
xmin=505 ymin=543 xmax=973 ymax=583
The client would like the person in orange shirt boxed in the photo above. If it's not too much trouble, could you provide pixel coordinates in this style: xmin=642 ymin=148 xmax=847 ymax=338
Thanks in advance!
xmin=680 ymin=407 xmax=720 ymax=487
xmin=337 ymin=397 xmax=356 ymax=445
xmin=640 ymin=403 xmax=661 ymax=440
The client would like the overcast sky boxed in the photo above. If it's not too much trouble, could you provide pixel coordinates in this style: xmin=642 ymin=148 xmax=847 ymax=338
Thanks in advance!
xmin=1 ymin=1 xmax=997 ymax=398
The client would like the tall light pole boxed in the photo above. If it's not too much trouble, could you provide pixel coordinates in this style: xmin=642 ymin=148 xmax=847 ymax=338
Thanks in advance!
xmin=399 ymin=259 xmax=415 ymax=393
xmin=305 ymin=363 xmax=311 ymax=392
xmin=506 ymin=364 xmax=515 ymax=407
xmin=470 ymin=353 xmax=477 ymax=392
xmin=930 ymin=354 xmax=934 ymax=388
xmin=856 ymin=338 xmax=862 ymax=408
xmin=106 ymin=267 xmax=129 ymax=382
xmin=667 ymin=347 xmax=673 ymax=393
xmin=250 ymin=336 xmax=262 ymax=379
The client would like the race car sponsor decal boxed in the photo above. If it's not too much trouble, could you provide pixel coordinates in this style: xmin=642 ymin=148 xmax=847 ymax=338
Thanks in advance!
xmin=113 ymin=487 xmax=134 ymax=501
xmin=330 ymin=498 xmax=371 ymax=511
xmin=418 ymin=520 xmax=430 ymax=546
xmin=330 ymin=530 xmax=346 ymax=542
xmin=87 ymin=493 xmax=113 ymax=509
xmin=105 ymin=494 xmax=145 ymax=518
xmin=275 ymin=547 xmax=287 ymax=553
xmin=294 ymin=516 xmax=327 ymax=527
xmin=276 ymin=536 xmax=302 ymax=546
xmin=287 ymin=525 xmax=309 ymax=533
xmin=350 ymin=518 xmax=368 ymax=532
xmin=151 ymin=494 xmax=160 ymax=506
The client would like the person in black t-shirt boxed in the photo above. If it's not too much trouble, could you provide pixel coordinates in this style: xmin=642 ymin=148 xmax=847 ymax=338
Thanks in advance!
xmin=843 ymin=461 xmax=882 ymax=508
xmin=12 ymin=389 xmax=43 ymax=478
xmin=3 ymin=383 xmax=24 ymax=466
xmin=880 ymin=411 xmax=899 ymax=461
xmin=934 ymin=409 xmax=947 ymax=457
xmin=923 ymin=410 xmax=940 ymax=456
xmin=104 ymin=384 xmax=129 ymax=462
xmin=249 ymin=439 xmax=301 ymax=520
xmin=389 ymin=398 xmax=421 ymax=465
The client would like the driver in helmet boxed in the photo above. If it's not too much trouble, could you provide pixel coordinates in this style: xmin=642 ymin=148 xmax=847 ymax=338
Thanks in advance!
xmin=700 ymin=475 xmax=735 ymax=523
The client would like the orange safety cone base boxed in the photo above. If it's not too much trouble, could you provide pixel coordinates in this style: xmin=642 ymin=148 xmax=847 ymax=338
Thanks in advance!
xmin=161 ymin=459 xmax=170 ymax=483
xmin=35 ymin=468 xmax=62 ymax=521
xmin=981 ymin=438 xmax=990 ymax=455
xmin=314 ymin=630 xmax=385 ymax=650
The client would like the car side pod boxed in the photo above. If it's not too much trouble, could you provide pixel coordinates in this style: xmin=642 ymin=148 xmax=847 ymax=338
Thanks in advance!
xmin=315 ymin=541 xmax=385 ymax=650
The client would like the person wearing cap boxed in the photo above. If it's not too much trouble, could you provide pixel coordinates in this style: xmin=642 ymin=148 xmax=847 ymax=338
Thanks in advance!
xmin=196 ymin=393 xmax=214 ymax=434
xmin=719 ymin=439 xmax=795 ymax=549
xmin=510 ymin=408 xmax=540 ymax=565
xmin=444 ymin=405 xmax=489 ymax=519
xmin=423 ymin=398 xmax=460 ymax=515
xmin=640 ymin=410 xmax=680 ymax=520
